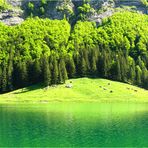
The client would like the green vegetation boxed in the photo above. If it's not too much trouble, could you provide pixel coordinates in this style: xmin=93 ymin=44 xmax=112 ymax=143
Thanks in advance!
xmin=25 ymin=0 xmax=91 ymax=21
xmin=0 ymin=11 xmax=148 ymax=94
xmin=0 ymin=78 xmax=148 ymax=104
xmin=0 ymin=0 xmax=11 ymax=11
xmin=77 ymin=3 xmax=94 ymax=21
xmin=141 ymin=0 xmax=148 ymax=7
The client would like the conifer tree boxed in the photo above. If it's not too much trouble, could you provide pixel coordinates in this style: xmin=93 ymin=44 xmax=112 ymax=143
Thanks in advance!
xmin=7 ymin=59 xmax=13 ymax=91
xmin=73 ymin=52 xmax=80 ymax=76
xmin=32 ymin=59 xmax=41 ymax=83
xmin=66 ymin=56 xmax=76 ymax=78
xmin=0 ymin=66 xmax=2 ymax=91
xmin=19 ymin=61 xmax=28 ymax=87
xmin=116 ymin=56 xmax=122 ymax=81
xmin=59 ymin=58 xmax=68 ymax=83
xmin=137 ymin=56 xmax=148 ymax=86
xmin=143 ymin=73 xmax=148 ymax=89
xmin=137 ymin=56 xmax=143 ymax=69
xmin=120 ymin=54 xmax=128 ymax=82
xmin=43 ymin=56 xmax=51 ymax=86
xmin=136 ymin=66 xmax=142 ymax=86
xmin=128 ymin=59 xmax=136 ymax=84
xmin=91 ymin=55 xmax=97 ymax=75
xmin=7 ymin=48 xmax=14 ymax=91
xmin=90 ymin=48 xmax=98 ymax=75
xmin=2 ymin=63 xmax=7 ymax=92
xmin=83 ymin=48 xmax=90 ymax=73
xmin=100 ymin=49 xmax=110 ymax=78
xmin=52 ymin=57 xmax=59 ymax=84
xmin=141 ymin=65 xmax=148 ymax=87
xmin=79 ymin=57 xmax=87 ymax=77
xmin=141 ymin=54 xmax=148 ymax=69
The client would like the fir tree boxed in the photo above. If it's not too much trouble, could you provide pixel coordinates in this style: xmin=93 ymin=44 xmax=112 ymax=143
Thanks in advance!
xmin=43 ymin=56 xmax=51 ymax=86
xmin=100 ymin=49 xmax=110 ymax=78
xmin=7 ymin=59 xmax=13 ymax=91
xmin=90 ymin=48 xmax=98 ymax=75
xmin=19 ymin=61 xmax=28 ymax=87
xmin=0 ymin=66 xmax=2 ymax=91
xmin=79 ymin=57 xmax=87 ymax=77
xmin=128 ymin=59 xmax=136 ymax=84
xmin=116 ymin=56 xmax=122 ymax=81
xmin=7 ymin=48 xmax=14 ymax=91
xmin=2 ymin=63 xmax=7 ymax=92
xmin=83 ymin=48 xmax=90 ymax=73
xmin=73 ymin=52 xmax=80 ymax=76
xmin=52 ymin=57 xmax=59 ymax=84
xmin=136 ymin=66 xmax=142 ymax=86
xmin=66 ymin=56 xmax=76 ymax=78
xmin=32 ymin=59 xmax=41 ymax=83
xmin=120 ymin=54 xmax=128 ymax=82
xmin=143 ymin=73 xmax=148 ymax=89
xmin=59 ymin=58 xmax=68 ymax=83
xmin=141 ymin=65 xmax=148 ymax=87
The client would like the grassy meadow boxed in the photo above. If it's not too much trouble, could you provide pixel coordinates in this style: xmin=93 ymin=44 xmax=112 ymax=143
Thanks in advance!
xmin=0 ymin=78 xmax=148 ymax=104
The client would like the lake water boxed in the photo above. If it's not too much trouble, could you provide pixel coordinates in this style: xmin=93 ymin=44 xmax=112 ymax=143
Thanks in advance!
xmin=0 ymin=103 xmax=148 ymax=147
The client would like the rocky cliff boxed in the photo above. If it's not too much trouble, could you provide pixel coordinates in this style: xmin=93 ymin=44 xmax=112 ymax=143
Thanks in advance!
xmin=0 ymin=0 xmax=147 ymax=25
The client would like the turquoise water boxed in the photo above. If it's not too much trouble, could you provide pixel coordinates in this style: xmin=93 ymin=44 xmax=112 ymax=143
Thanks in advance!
xmin=0 ymin=103 xmax=148 ymax=147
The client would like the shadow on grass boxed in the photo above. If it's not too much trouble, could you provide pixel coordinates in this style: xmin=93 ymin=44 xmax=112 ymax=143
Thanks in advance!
xmin=13 ymin=84 xmax=44 ymax=94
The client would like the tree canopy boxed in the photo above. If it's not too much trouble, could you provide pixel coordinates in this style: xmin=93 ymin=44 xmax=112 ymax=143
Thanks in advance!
xmin=0 ymin=11 xmax=148 ymax=93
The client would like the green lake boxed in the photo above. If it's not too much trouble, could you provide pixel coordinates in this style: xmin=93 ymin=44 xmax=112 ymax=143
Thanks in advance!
xmin=0 ymin=103 xmax=148 ymax=147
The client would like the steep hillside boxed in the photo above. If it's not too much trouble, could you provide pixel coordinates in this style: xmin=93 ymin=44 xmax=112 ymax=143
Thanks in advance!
xmin=0 ymin=12 xmax=147 ymax=93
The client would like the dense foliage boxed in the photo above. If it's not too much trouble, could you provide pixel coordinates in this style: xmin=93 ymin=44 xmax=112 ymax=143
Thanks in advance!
xmin=0 ymin=11 xmax=148 ymax=93
xmin=0 ymin=0 xmax=11 ymax=11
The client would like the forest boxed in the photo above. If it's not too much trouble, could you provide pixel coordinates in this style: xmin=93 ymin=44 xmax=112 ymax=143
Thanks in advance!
xmin=0 ymin=11 xmax=148 ymax=93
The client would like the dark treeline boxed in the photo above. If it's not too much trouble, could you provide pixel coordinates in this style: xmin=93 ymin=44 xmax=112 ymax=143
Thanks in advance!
xmin=0 ymin=11 xmax=148 ymax=93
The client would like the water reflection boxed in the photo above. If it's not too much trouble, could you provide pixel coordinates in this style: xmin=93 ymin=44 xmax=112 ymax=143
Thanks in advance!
xmin=0 ymin=103 xmax=148 ymax=147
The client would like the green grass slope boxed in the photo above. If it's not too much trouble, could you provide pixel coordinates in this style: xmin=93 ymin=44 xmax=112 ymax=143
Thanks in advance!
xmin=0 ymin=78 xmax=148 ymax=104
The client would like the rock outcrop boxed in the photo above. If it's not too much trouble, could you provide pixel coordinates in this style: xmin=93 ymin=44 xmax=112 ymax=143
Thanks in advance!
xmin=0 ymin=0 xmax=147 ymax=26
xmin=0 ymin=9 xmax=24 ymax=25
xmin=0 ymin=0 xmax=24 ymax=25
xmin=115 ymin=0 xmax=147 ymax=13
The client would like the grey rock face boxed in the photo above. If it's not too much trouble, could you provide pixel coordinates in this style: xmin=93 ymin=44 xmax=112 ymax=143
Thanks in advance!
xmin=89 ymin=10 xmax=114 ymax=23
xmin=115 ymin=0 xmax=147 ymax=13
xmin=0 ymin=0 xmax=24 ymax=25
xmin=1 ymin=16 xmax=24 ymax=25
xmin=6 ymin=0 xmax=22 ymax=7
xmin=42 ymin=1 xmax=74 ymax=20
xmin=0 ymin=9 xmax=24 ymax=25
xmin=0 ymin=0 xmax=147 ymax=26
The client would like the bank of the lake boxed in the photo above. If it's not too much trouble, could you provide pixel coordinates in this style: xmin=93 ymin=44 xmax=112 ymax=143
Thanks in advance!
xmin=0 ymin=78 xmax=148 ymax=104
